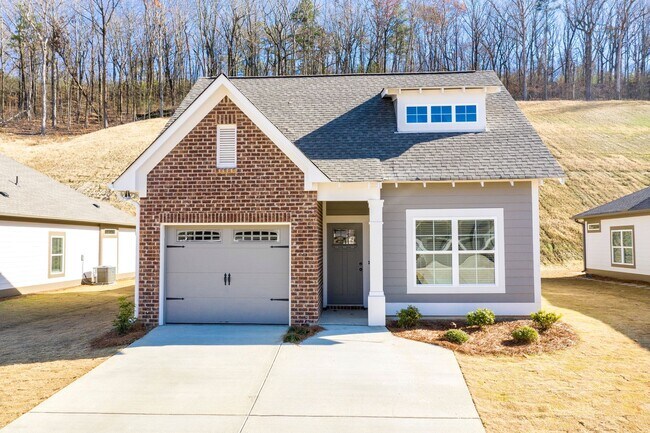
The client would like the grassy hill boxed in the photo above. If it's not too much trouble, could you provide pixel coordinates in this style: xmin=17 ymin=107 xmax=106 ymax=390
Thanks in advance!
xmin=1 ymin=101 xmax=648 ymax=266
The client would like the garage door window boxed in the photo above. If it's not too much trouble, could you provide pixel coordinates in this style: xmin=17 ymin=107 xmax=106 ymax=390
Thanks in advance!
xmin=234 ymin=230 xmax=279 ymax=242
xmin=177 ymin=230 xmax=221 ymax=242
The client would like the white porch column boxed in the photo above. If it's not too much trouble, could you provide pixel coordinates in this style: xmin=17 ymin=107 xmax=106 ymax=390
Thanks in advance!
xmin=367 ymin=199 xmax=386 ymax=326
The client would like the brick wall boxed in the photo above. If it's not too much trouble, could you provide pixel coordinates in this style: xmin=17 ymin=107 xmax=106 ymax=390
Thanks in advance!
xmin=138 ymin=96 xmax=322 ymax=326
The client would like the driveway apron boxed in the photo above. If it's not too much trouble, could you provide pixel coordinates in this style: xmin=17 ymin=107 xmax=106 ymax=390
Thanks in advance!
xmin=2 ymin=324 xmax=484 ymax=433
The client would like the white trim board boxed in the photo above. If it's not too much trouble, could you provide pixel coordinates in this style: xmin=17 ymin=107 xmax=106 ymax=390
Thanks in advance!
xmin=386 ymin=302 xmax=539 ymax=317
xmin=113 ymin=74 xmax=329 ymax=196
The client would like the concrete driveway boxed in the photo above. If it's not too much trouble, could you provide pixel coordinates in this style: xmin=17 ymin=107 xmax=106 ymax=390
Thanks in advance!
xmin=2 ymin=325 xmax=484 ymax=433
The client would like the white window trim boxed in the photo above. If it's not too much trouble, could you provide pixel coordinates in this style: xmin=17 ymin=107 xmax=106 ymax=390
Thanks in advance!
xmin=216 ymin=124 xmax=237 ymax=169
xmin=611 ymin=228 xmax=634 ymax=266
xmin=406 ymin=208 xmax=506 ymax=294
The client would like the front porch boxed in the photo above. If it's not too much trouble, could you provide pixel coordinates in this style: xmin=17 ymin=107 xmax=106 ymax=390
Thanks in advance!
xmin=320 ymin=184 xmax=385 ymax=326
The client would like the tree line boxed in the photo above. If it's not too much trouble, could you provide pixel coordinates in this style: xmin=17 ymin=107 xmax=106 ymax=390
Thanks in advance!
xmin=0 ymin=0 xmax=647 ymax=135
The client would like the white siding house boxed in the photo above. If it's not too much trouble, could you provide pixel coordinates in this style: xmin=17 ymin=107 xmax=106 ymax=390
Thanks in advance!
xmin=574 ymin=186 xmax=650 ymax=283
xmin=0 ymin=154 xmax=136 ymax=297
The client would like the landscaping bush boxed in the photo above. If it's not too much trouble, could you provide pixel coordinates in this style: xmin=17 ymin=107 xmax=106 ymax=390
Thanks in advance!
xmin=396 ymin=305 xmax=422 ymax=328
xmin=283 ymin=325 xmax=323 ymax=344
xmin=444 ymin=329 xmax=470 ymax=344
xmin=531 ymin=310 xmax=562 ymax=331
xmin=511 ymin=326 xmax=539 ymax=344
xmin=466 ymin=308 xmax=495 ymax=328
xmin=113 ymin=297 xmax=136 ymax=335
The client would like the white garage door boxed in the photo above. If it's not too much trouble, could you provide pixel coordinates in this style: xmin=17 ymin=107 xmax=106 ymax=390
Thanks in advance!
xmin=164 ymin=225 xmax=290 ymax=324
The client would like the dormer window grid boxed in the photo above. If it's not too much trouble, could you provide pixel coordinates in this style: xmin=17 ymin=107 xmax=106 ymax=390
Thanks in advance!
xmin=406 ymin=106 xmax=428 ymax=123
xmin=405 ymin=104 xmax=478 ymax=126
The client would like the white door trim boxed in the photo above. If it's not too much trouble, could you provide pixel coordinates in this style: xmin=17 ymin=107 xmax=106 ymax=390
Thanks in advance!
xmin=322 ymin=215 xmax=370 ymax=308
xmin=158 ymin=222 xmax=291 ymax=325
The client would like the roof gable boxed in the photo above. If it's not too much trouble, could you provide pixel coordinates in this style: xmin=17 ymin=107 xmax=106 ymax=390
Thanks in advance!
xmin=112 ymin=75 xmax=329 ymax=196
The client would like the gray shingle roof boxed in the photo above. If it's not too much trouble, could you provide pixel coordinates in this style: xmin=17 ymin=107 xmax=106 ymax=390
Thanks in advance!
xmin=161 ymin=71 xmax=564 ymax=182
xmin=574 ymin=186 xmax=650 ymax=219
xmin=0 ymin=153 xmax=135 ymax=226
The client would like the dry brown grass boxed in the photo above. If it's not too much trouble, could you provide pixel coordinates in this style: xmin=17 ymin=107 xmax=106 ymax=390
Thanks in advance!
xmin=0 ymin=118 xmax=167 ymax=213
xmin=457 ymin=277 xmax=650 ymax=433
xmin=389 ymin=319 xmax=578 ymax=356
xmin=519 ymin=101 xmax=650 ymax=264
xmin=90 ymin=322 xmax=148 ymax=349
xmin=0 ymin=284 xmax=136 ymax=428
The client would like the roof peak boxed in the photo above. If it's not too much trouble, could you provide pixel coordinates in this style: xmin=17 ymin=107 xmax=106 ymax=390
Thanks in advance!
xmin=221 ymin=70 xmax=487 ymax=80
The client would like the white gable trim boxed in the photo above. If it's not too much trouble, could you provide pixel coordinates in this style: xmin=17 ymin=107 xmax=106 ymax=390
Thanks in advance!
xmin=112 ymin=74 xmax=329 ymax=196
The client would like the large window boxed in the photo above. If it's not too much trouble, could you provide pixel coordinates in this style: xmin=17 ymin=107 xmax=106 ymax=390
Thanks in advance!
xmin=611 ymin=227 xmax=634 ymax=267
xmin=431 ymin=106 xmax=452 ymax=123
xmin=407 ymin=209 xmax=505 ymax=294
xmin=455 ymin=105 xmax=477 ymax=122
xmin=49 ymin=232 xmax=65 ymax=277
xmin=406 ymin=106 xmax=427 ymax=123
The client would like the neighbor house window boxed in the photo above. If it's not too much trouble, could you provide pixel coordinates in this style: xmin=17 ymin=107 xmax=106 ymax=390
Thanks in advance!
xmin=430 ymin=106 xmax=452 ymax=123
xmin=216 ymin=124 xmax=237 ymax=168
xmin=177 ymin=230 xmax=221 ymax=242
xmin=406 ymin=106 xmax=427 ymax=123
xmin=456 ymin=105 xmax=477 ymax=122
xmin=49 ymin=232 xmax=65 ymax=277
xmin=611 ymin=227 xmax=634 ymax=267
xmin=233 ymin=230 xmax=279 ymax=242
xmin=406 ymin=209 xmax=505 ymax=294
xmin=586 ymin=222 xmax=600 ymax=232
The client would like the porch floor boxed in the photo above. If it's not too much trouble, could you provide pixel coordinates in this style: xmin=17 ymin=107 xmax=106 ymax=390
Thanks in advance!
xmin=319 ymin=309 xmax=368 ymax=326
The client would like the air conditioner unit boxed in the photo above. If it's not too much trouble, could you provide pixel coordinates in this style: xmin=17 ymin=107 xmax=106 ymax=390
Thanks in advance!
xmin=94 ymin=266 xmax=116 ymax=285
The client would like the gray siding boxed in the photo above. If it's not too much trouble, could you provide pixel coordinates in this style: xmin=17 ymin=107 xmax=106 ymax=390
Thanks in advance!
xmin=382 ymin=182 xmax=535 ymax=304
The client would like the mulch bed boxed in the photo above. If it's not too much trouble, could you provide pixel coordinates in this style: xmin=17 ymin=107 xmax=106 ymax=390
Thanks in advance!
xmin=283 ymin=325 xmax=324 ymax=344
xmin=90 ymin=322 xmax=148 ymax=349
xmin=388 ymin=319 xmax=578 ymax=356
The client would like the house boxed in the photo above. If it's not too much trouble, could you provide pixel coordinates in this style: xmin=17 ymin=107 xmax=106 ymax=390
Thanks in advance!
xmin=573 ymin=186 xmax=650 ymax=283
xmin=112 ymin=71 xmax=564 ymax=327
xmin=0 ymin=153 xmax=136 ymax=297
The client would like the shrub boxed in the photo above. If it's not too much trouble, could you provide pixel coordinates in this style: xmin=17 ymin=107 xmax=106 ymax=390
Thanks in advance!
xmin=466 ymin=308 xmax=496 ymax=328
xmin=113 ymin=297 xmax=136 ymax=335
xmin=396 ymin=305 xmax=422 ymax=328
xmin=531 ymin=310 xmax=562 ymax=331
xmin=444 ymin=329 xmax=470 ymax=344
xmin=511 ymin=326 xmax=539 ymax=344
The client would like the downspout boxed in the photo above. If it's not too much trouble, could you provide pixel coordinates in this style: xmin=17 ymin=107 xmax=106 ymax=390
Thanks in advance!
xmin=580 ymin=220 xmax=587 ymax=273
xmin=118 ymin=190 xmax=140 ymax=318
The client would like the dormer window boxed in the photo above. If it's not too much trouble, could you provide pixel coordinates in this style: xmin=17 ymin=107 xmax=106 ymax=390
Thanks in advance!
xmin=431 ymin=106 xmax=452 ymax=123
xmin=406 ymin=106 xmax=427 ymax=123
xmin=456 ymin=105 xmax=477 ymax=122
xmin=382 ymin=85 xmax=500 ymax=134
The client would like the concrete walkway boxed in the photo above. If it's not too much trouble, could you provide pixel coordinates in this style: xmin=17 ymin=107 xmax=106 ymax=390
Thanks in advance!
xmin=2 ymin=325 xmax=484 ymax=433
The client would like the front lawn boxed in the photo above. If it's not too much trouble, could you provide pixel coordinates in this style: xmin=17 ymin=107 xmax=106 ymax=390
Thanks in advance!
xmin=0 ymin=283 xmax=136 ymax=428
xmin=448 ymin=277 xmax=649 ymax=432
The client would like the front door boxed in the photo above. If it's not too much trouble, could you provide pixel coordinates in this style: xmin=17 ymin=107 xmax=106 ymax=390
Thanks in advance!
xmin=327 ymin=223 xmax=363 ymax=305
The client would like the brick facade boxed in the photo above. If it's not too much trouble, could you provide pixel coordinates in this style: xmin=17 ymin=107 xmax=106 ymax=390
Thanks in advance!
xmin=138 ymin=96 xmax=322 ymax=326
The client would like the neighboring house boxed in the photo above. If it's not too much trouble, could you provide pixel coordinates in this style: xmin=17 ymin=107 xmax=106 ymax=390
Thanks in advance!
xmin=0 ymin=154 xmax=136 ymax=297
xmin=112 ymin=71 xmax=564 ymax=327
xmin=573 ymin=186 xmax=650 ymax=283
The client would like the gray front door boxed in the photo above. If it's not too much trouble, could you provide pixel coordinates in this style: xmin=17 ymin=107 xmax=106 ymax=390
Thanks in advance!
xmin=327 ymin=223 xmax=363 ymax=305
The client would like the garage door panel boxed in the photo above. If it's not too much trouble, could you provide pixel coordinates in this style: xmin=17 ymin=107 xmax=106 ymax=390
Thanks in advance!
xmin=165 ymin=225 xmax=290 ymax=325
xmin=166 ymin=249 xmax=229 ymax=273
xmin=166 ymin=298 xmax=289 ymax=324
